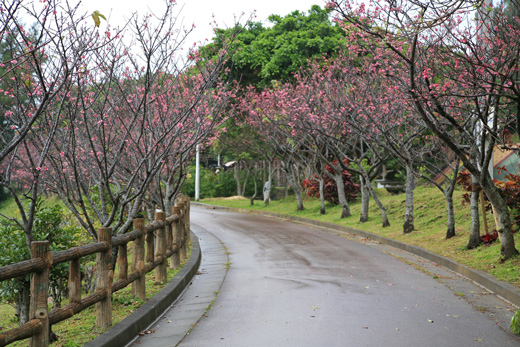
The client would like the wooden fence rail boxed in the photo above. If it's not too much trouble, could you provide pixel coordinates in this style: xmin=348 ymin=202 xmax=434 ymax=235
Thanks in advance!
xmin=0 ymin=197 xmax=191 ymax=347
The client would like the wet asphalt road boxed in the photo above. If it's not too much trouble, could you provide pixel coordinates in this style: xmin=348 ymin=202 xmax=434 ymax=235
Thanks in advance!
xmin=150 ymin=205 xmax=520 ymax=346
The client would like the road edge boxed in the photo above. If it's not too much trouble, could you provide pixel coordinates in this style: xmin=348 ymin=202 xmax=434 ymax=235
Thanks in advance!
xmin=85 ymin=231 xmax=202 ymax=347
xmin=195 ymin=202 xmax=520 ymax=308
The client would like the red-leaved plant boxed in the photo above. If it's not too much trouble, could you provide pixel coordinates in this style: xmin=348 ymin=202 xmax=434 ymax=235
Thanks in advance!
xmin=302 ymin=163 xmax=359 ymax=205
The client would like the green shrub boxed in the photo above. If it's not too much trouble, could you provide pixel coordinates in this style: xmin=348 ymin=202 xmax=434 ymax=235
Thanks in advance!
xmin=0 ymin=200 xmax=82 ymax=323
xmin=511 ymin=310 xmax=520 ymax=335
xmin=182 ymin=165 xmax=268 ymax=199
xmin=182 ymin=166 xmax=238 ymax=198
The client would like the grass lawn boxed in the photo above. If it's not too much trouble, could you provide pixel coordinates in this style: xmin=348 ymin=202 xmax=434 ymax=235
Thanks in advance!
xmin=51 ymin=262 xmax=186 ymax=347
xmin=201 ymin=185 xmax=520 ymax=288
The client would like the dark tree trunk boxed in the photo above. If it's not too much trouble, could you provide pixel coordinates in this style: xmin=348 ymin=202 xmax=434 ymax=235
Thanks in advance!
xmin=359 ymin=176 xmax=369 ymax=223
xmin=359 ymin=166 xmax=390 ymax=227
xmin=467 ymin=177 xmax=482 ymax=249
xmin=334 ymin=173 xmax=351 ymax=218
xmin=403 ymin=164 xmax=415 ymax=234
xmin=264 ymin=160 xmax=273 ymax=206
xmin=481 ymin=176 xmax=519 ymax=259
xmin=250 ymin=164 xmax=258 ymax=206
xmin=287 ymin=164 xmax=304 ymax=211
xmin=49 ymin=326 xmax=59 ymax=343
xmin=446 ymin=194 xmax=456 ymax=239
xmin=319 ymin=177 xmax=325 ymax=215
xmin=16 ymin=281 xmax=30 ymax=326
xmin=445 ymin=163 xmax=459 ymax=239
xmin=234 ymin=165 xmax=242 ymax=196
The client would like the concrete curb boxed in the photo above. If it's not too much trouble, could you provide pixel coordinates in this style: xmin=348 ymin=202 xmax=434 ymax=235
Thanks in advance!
xmin=85 ymin=231 xmax=201 ymax=347
xmin=196 ymin=202 xmax=520 ymax=308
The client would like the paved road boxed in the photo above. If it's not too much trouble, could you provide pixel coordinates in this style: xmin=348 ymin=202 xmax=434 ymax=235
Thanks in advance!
xmin=135 ymin=205 xmax=520 ymax=346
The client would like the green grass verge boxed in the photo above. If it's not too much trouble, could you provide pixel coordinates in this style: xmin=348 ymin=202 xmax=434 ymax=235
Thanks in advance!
xmin=51 ymin=261 xmax=187 ymax=347
xmin=201 ymin=186 xmax=520 ymax=288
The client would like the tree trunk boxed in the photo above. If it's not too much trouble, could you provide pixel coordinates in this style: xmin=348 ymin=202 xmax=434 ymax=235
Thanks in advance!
xmin=264 ymin=160 xmax=273 ymax=206
xmin=16 ymin=281 xmax=31 ymax=326
xmin=334 ymin=173 xmax=351 ymax=218
xmin=358 ymin=164 xmax=389 ymax=227
xmin=319 ymin=177 xmax=325 ymax=215
xmin=145 ymin=202 xmax=155 ymax=222
xmin=287 ymin=164 xmax=304 ymax=211
xmin=445 ymin=193 xmax=456 ymax=239
xmin=403 ymin=164 xmax=415 ymax=234
xmin=381 ymin=164 xmax=389 ymax=180
xmin=241 ymin=169 xmax=250 ymax=198
xmin=467 ymin=176 xmax=482 ymax=249
xmin=250 ymin=164 xmax=258 ymax=206
xmin=444 ymin=163 xmax=459 ymax=239
xmin=370 ymin=187 xmax=390 ymax=227
xmin=481 ymin=176 xmax=519 ymax=259
xmin=234 ymin=164 xmax=242 ymax=196
xmin=359 ymin=176 xmax=369 ymax=223
xmin=163 ymin=182 xmax=175 ymax=216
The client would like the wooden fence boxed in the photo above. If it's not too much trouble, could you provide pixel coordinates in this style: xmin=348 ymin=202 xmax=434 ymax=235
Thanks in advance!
xmin=0 ymin=197 xmax=191 ymax=347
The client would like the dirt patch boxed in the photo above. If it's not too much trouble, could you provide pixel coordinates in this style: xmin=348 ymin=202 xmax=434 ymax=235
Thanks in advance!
xmin=207 ymin=196 xmax=247 ymax=201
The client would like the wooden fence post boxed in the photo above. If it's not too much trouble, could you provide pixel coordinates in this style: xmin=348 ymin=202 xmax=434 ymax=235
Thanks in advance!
xmin=177 ymin=203 xmax=187 ymax=262
xmin=132 ymin=218 xmax=146 ymax=300
xmin=96 ymin=227 xmax=113 ymax=329
xmin=155 ymin=211 xmax=167 ymax=284
xmin=182 ymin=197 xmax=191 ymax=249
xmin=146 ymin=222 xmax=155 ymax=266
xmin=165 ymin=220 xmax=172 ymax=258
xmin=118 ymin=243 xmax=128 ymax=282
xmin=69 ymin=259 xmax=81 ymax=305
xmin=170 ymin=206 xmax=181 ymax=269
xmin=180 ymin=201 xmax=189 ymax=257
xmin=29 ymin=241 xmax=52 ymax=347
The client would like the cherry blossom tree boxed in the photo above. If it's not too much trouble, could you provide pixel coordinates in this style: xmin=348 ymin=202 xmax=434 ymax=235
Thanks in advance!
xmin=0 ymin=0 xmax=126 ymax=326
xmin=241 ymin=86 xmax=312 ymax=211
xmin=318 ymin=48 xmax=423 ymax=232
xmin=37 ymin=1 xmax=236 ymax=240
xmin=330 ymin=0 xmax=520 ymax=259
xmin=0 ymin=0 xmax=118 ymax=245
xmin=414 ymin=139 xmax=462 ymax=239
xmin=286 ymin=55 xmax=391 ymax=225
xmin=0 ymin=0 xmax=237 ymax=329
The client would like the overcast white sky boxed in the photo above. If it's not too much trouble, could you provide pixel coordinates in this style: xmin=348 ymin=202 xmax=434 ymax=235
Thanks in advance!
xmin=78 ymin=0 xmax=326 ymax=45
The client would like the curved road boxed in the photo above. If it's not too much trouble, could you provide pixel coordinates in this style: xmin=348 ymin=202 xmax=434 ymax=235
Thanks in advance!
xmin=134 ymin=205 xmax=520 ymax=346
